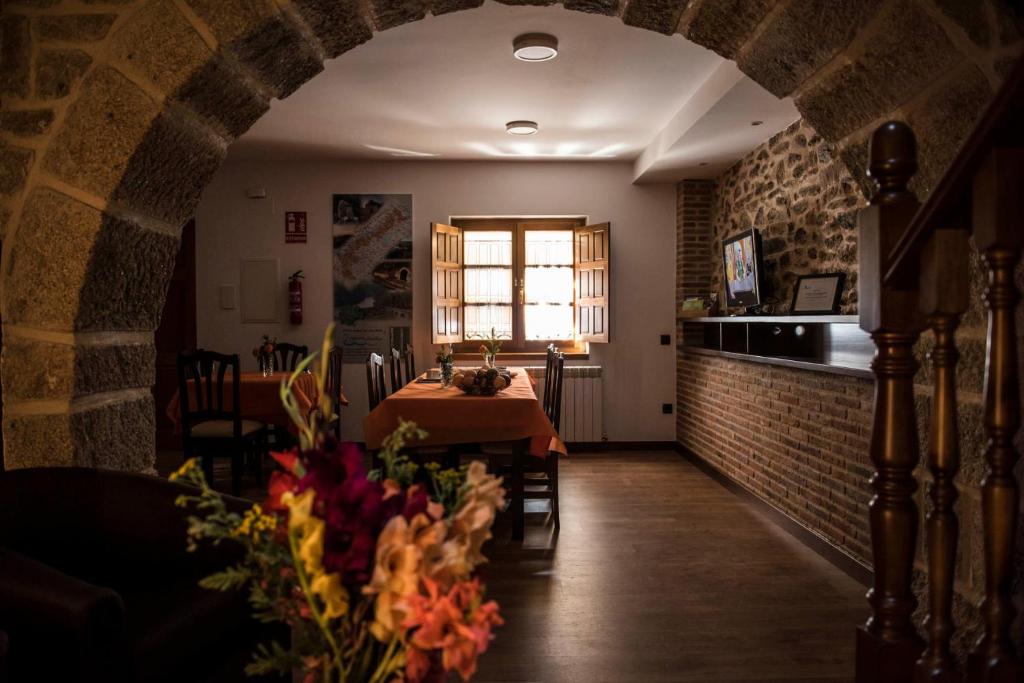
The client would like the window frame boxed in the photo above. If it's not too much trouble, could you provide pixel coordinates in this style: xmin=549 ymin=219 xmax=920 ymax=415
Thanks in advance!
xmin=451 ymin=217 xmax=587 ymax=354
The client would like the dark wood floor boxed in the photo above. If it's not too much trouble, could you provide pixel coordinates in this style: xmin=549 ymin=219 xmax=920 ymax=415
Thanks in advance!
xmin=476 ymin=451 xmax=863 ymax=683
xmin=156 ymin=449 xmax=864 ymax=682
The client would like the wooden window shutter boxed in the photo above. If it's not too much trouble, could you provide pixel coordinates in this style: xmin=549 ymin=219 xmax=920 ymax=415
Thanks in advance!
xmin=431 ymin=222 xmax=463 ymax=343
xmin=574 ymin=222 xmax=610 ymax=343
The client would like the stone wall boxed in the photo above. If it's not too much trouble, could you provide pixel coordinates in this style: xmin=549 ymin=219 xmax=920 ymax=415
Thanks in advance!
xmin=710 ymin=119 xmax=865 ymax=313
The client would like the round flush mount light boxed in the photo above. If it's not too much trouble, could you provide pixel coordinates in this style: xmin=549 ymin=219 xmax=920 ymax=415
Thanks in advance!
xmin=513 ymin=33 xmax=559 ymax=62
xmin=506 ymin=120 xmax=539 ymax=135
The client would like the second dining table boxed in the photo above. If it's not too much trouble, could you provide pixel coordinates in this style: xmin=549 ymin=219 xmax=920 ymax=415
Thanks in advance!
xmin=363 ymin=367 xmax=566 ymax=540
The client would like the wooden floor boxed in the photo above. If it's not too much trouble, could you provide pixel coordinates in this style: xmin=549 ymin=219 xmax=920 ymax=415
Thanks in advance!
xmin=475 ymin=451 xmax=863 ymax=683
xmin=156 ymin=449 xmax=864 ymax=682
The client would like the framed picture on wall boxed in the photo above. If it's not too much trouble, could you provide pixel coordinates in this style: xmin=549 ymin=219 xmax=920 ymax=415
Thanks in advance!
xmin=790 ymin=273 xmax=845 ymax=314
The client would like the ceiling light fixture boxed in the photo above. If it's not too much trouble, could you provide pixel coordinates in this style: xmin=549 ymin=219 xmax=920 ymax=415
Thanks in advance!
xmin=506 ymin=120 xmax=538 ymax=135
xmin=513 ymin=33 xmax=559 ymax=62
xmin=750 ymin=120 xmax=764 ymax=126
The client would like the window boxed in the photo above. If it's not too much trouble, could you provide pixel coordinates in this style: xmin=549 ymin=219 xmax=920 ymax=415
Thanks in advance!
xmin=431 ymin=218 xmax=610 ymax=350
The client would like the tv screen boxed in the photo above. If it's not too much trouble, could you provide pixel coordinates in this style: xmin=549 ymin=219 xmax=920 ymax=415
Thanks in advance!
xmin=723 ymin=229 xmax=763 ymax=309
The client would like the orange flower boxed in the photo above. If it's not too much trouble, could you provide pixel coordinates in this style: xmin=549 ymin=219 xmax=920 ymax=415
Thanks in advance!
xmin=402 ymin=577 xmax=503 ymax=682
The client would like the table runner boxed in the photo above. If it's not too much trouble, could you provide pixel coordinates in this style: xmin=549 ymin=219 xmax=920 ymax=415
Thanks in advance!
xmin=363 ymin=367 xmax=565 ymax=457
xmin=166 ymin=371 xmax=338 ymax=432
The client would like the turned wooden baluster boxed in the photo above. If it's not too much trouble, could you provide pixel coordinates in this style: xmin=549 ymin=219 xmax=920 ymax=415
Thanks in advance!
xmin=967 ymin=148 xmax=1024 ymax=683
xmin=916 ymin=229 xmax=969 ymax=683
xmin=855 ymin=121 xmax=926 ymax=683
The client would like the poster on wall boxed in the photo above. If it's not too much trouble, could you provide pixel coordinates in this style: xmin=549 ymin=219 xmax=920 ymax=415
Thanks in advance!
xmin=332 ymin=194 xmax=413 ymax=362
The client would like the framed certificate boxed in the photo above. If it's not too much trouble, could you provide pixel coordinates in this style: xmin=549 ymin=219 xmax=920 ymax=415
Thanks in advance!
xmin=790 ymin=273 xmax=845 ymax=314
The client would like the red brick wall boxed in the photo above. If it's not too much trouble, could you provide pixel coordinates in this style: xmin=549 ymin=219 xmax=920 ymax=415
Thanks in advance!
xmin=676 ymin=179 xmax=714 ymax=303
xmin=676 ymin=352 xmax=874 ymax=563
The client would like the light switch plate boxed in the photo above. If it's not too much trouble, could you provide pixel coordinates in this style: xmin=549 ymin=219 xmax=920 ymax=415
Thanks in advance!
xmin=219 ymin=284 xmax=237 ymax=310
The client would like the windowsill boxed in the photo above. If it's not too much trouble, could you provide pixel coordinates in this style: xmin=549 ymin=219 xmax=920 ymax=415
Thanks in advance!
xmin=452 ymin=352 xmax=590 ymax=362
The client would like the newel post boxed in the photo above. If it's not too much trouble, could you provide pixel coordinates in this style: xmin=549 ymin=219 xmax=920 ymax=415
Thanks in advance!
xmin=966 ymin=148 xmax=1023 ymax=683
xmin=855 ymin=121 xmax=926 ymax=683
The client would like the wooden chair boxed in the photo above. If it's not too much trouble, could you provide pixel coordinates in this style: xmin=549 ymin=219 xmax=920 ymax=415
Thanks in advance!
xmin=366 ymin=353 xmax=387 ymax=411
xmin=273 ymin=342 xmax=308 ymax=372
xmin=526 ymin=351 xmax=563 ymax=528
xmin=176 ymin=350 xmax=267 ymax=496
xmin=389 ymin=346 xmax=416 ymax=392
xmin=325 ymin=345 xmax=344 ymax=439
xmin=485 ymin=352 xmax=565 ymax=538
xmin=542 ymin=343 xmax=557 ymax=413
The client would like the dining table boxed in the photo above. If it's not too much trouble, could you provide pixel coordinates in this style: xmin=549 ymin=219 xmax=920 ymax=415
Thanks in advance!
xmin=363 ymin=367 xmax=565 ymax=540
xmin=166 ymin=371 xmax=348 ymax=434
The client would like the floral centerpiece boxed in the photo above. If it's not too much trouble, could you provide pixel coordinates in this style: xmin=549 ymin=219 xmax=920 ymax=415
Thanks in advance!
xmin=252 ymin=334 xmax=277 ymax=376
xmin=477 ymin=328 xmax=502 ymax=369
xmin=172 ymin=325 xmax=506 ymax=682
xmin=434 ymin=344 xmax=455 ymax=387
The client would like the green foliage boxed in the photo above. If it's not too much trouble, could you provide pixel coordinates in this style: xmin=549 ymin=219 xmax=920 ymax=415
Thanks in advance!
xmin=245 ymin=641 xmax=300 ymax=677
xmin=198 ymin=565 xmax=250 ymax=591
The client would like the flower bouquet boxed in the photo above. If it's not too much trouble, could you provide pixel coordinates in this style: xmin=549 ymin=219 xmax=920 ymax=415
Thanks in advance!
xmin=477 ymin=328 xmax=502 ymax=368
xmin=173 ymin=325 xmax=506 ymax=682
xmin=252 ymin=334 xmax=277 ymax=376
xmin=434 ymin=344 xmax=455 ymax=387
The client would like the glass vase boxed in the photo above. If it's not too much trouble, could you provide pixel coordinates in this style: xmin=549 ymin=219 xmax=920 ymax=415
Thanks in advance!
xmin=483 ymin=353 xmax=496 ymax=369
xmin=440 ymin=361 xmax=454 ymax=387
xmin=260 ymin=352 xmax=274 ymax=377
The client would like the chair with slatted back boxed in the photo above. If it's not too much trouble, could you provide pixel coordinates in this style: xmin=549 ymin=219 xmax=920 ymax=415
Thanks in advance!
xmin=389 ymin=348 xmax=406 ymax=393
xmin=404 ymin=344 xmax=416 ymax=383
xmin=366 ymin=353 xmax=388 ymax=411
xmin=273 ymin=342 xmax=308 ymax=372
xmin=482 ymin=352 xmax=564 ymax=534
xmin=176 ymin=350 xmax=267 ymax=496
xmin=542 ymin=343 xmax=557 ymax=413
xmin=325 ymin=345 xmax=345 ymax=439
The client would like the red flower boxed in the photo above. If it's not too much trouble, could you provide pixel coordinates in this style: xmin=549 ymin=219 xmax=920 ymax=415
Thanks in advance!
xmin=265 ymin=470 xmax=297 ymax=512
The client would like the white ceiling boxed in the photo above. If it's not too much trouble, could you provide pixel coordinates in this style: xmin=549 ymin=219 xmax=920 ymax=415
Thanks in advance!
xmin=229 ymin=1 xmax=799 ymax=182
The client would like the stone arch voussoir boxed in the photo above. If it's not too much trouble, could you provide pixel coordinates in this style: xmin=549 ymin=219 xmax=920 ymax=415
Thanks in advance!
xmin=0 ymin=0 xmax=1019 ymax=469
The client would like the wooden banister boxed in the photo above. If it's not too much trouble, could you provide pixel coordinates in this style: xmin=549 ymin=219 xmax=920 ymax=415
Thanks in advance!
xmin=856 ymin=121 xmax=926 ymax=683
xmin=966 ymin=148 xmax=1023 ymax=683
xmin=916 ymin=229 xmax=969 ymax=683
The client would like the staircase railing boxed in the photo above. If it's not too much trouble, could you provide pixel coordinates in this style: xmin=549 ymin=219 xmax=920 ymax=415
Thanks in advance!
xmin=854 ymin=58 xmax=1024 ymax=683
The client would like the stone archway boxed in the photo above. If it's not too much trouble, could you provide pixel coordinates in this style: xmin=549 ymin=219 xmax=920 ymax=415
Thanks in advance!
xmin=0 ymin=0 xmax=1019 ymax=470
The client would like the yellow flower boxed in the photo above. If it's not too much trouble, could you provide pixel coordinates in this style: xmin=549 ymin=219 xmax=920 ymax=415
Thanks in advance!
xmin=310 ymin=572 xmax=349 ymax=619
xmin=451 ymin=461 xmax=505 ymax=568
xmin=169 ymin=458 xmax=198 ymax=482
xmin=230 ymin=504 xmax=279 ymax=541
xmin=283 ymin=489 xmax=316 ymax=533
xmin=364 ymin=513 xmax=447 ymax=641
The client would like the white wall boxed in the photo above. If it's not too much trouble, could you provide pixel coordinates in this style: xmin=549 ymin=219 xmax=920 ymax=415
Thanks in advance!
xmin=194 ymin=159 xmax=677 ymax=442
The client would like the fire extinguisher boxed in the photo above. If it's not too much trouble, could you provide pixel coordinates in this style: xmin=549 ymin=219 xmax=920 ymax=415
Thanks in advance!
xmin=289 ymin=270 xmax=304 ymax=325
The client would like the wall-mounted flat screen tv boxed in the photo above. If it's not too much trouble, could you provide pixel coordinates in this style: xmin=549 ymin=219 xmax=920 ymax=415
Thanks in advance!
xmin=722 ymin=228 xmax=765 ymax=309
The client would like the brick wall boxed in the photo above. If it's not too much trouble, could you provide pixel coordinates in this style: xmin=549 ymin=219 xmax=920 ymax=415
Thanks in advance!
xmin=676 ymin=180 xmax=714 ymax=304
xmin=676 ymin=353 xmax=874 ymax=563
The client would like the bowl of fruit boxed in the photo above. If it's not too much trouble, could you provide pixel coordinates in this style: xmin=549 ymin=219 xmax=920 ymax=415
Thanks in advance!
xmin=452 ymin=367 xmax=514 ymax=396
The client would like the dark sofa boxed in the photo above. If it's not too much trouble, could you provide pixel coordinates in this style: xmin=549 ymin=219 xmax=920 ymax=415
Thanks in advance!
xmin=0 ymin=467 xmax=284 ymax=683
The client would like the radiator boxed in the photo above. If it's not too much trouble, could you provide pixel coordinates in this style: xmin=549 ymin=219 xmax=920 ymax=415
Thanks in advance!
xmin=526 ymin=365 xmax=604 ymax=443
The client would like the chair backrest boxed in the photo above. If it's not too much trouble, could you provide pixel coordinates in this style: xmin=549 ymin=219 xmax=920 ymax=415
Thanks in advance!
xmin=325 ymin=345 xmax=344 ymax=439
xmin=389 ymin=348 xmax=403 ymax=391
xmin=366 ymin=353 xmax=387 ymax=411
xmin=404 ymin=344 xmax=415 ymax=382
xmin=542 ymin=344 xmax=557 ymax=413
xmin=546 ymin=352 xmax=565 ymax=433
xmin=274 ymin=342 xmax=308 ymax=372
xmin=176 ymin=350 xmax=241 ymax=436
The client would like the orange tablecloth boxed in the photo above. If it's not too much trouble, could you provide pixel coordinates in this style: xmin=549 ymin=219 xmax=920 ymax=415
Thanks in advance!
xmin=166 ymin=371 xmax=342 ymax=431
xmin=363 ymin=367 xmax=566 ymax=457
